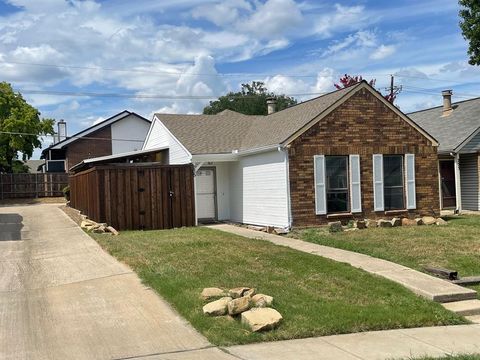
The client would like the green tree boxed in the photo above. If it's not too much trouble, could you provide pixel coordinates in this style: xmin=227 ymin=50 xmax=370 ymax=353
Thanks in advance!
xmin=203 ymin=81 xmax=297 ymax=115
xmin=459 ymin=0 xmax=480 ymax=65
xmin=0 ymin=82 xmax=55 ymax=173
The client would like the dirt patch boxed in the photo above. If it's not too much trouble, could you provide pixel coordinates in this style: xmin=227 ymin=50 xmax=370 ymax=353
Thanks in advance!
xmin=60 ymin=205 xmax=83 ymax=226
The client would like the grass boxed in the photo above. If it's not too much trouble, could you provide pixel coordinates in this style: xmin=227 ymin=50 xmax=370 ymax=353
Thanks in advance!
xmin=293 ymin=215 xmax=480 ymax=297
xmin=92 ymin=227 xmax=465 ymax=346
xmin=411 ymin=355 xmax=480 ymax=360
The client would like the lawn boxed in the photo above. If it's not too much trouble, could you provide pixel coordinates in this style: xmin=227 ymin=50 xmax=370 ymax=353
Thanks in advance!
xmin=92 ymin=227 xmax=465 ymax=346
xmin=412 ymin=355 xmax=480 ymax=360
xmin=293 ymin=215 xmax=480 ymax=296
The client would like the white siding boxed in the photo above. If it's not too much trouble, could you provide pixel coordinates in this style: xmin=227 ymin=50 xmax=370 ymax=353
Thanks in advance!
xmin=228 ymin=150 xmax=289 ymax=228
xmin=460 ymin=153 xmax=480 ymax=211
xmin=143 ymin=117 xmax=191 ymax=164
xmin=111 ymin=114 xmax=150 ymax=154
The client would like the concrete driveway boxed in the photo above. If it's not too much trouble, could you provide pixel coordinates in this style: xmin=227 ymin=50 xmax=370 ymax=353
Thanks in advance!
xmin=0 ymin=204 xmax=232 ymax=360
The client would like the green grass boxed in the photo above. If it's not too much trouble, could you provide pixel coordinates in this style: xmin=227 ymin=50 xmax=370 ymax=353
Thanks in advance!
xmin=92 ymin=227 xmax=465 ymax=346
xmin=294 ymin=215 xmax=480 ymax=298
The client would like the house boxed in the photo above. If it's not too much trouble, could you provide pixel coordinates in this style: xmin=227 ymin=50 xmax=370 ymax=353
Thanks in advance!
xmin=409 ymin=91 xmax=480 ymax=211
xmin=41 ymin=110 xmax=151 ymax=172
xmin=23 ymin=160 xmax=45 ymax=173
xmin=142 ymin=80 xmax=439 ymax=228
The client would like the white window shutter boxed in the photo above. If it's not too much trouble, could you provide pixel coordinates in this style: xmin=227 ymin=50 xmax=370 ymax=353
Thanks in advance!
xmin=314 ymin=155 xmax=327 ymax=215
xmin=349 ymin=155 xmax=362 ymax=213
xmin=405 ymin=154 xmax=416 ymax=209
xmin=373 ymin=154 xmax=384 ymax=211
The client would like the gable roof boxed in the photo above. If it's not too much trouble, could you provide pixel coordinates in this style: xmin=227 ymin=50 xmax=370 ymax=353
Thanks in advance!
xmin=47 ymin=110 xmax=150 ymax=151
xmin=155 ymin=81 xmax=437 ymax=155
xmin=408 ymin=97 xmax=480 ymax=153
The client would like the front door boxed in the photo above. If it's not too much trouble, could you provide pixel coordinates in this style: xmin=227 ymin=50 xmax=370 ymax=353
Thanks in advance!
xmin=196 ymin=168 xmax=217 ymax=221
xmin=440 ymin=160 xmax=456 ymax=208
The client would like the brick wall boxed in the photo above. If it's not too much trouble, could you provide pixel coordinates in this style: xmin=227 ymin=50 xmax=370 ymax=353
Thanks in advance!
xmin=288 ymin=88 xmax=439 ymax=227
xmin=66 ymin=126 xmax=112 ymax=171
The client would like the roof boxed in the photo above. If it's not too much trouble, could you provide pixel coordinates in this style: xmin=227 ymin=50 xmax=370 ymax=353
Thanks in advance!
xmin=156 ymin=83 xmax=361 ymax=155
xmin=24 ymin=159 xmax=45 ymax=173
xmin=155 ymin=81 xmax=437 ymax=155
xmin=408 ymin=97 xmax=480 ymax=153
xmin=43 ymin=110 xmax=150 ymax=154
xmin=69 ymin=147 xmax=168 ymax=173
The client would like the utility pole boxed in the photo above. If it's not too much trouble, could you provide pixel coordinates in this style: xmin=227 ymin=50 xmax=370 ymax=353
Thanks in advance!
xmin=384 ymin=75 xmax=402 ymax=103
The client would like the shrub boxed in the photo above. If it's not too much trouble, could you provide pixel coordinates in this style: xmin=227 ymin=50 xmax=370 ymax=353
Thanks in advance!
xmin=63 ymin=185 xmax=70 ymax=201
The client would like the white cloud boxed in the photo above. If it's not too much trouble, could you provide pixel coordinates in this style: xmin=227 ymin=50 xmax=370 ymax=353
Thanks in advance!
xmin=370 ymin=44 xmax=396 ymax=60
xmin=191 ymin=0 xmax=251 ymax=27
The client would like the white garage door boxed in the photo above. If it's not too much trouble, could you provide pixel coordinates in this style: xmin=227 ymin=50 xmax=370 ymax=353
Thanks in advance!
xmin=196 ymin=168 xmax=216 ymax=220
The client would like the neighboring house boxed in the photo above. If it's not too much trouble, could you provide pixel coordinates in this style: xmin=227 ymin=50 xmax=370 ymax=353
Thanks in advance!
xmin=409 ymin=91 xmax=480 ymax=211
xmin=24 ymin=160 xmax=45 ymax=173
xmin=41 ymin=110 xmax=151 ymax=172
xmin=142 ymin=81 xmax=439 ymax=228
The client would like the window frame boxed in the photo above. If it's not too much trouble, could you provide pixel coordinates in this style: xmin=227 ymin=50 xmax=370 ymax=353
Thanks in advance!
xmin=383 ymin=154 xmax=406 ymax=211
xmin=325 ymin=155 xmax=350 ymax=214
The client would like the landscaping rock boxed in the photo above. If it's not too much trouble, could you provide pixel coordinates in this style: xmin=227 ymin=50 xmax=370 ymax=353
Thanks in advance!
xmin=274 ymin=227 xmax=289 ymax=235
xmin=227 ymin=296 xmax=251 ymax=315
xmin=80 ymin=220 xmax=96 ymax=229
xmin=344 ymin=228 xmax=359 ymax=232
xmin=203 ymin=297 xmax=232 ymax=316
xmin=201 ymin=287 xmax=225 ymax=301
xmin=92 ymin=225 xmax=106 ymax=233
xmin=422 ymin=216 xmax=436 ymax=225
xmin=241 ymin=308 xmax=283 ymax=332
xmin=391 ymin=218 xmax=402 ymax=227
xmin=266 ymin=226 xmax=275 ymax=233
xmin=106 ymin=226 xmax=119 ymax=235
xmin=378 ymin=219 xmax=392 ymax=228
xmin=436 ymin=218 xmax=448 ymax=226
xmin=229 ymin=287 xmax=250 ymax=299
xmin=243 ymin=288 xmax=256 ymax=297
xmin=354 ymin=220 xmax=366 ymax=229
xmin=328 ymin=221 xmax=343 ymax=233
xmin=247 ymin=225 xmax=265 ymax=232
xmin=415 ymin=218 xmax=424 ymax=226
xmin=251 ymin=294 xmax=273 ymax=308
xmin=402 ymin=218 xmax=417 ymax=226
xmin=366 ymin=219 xmax=378 ymax=228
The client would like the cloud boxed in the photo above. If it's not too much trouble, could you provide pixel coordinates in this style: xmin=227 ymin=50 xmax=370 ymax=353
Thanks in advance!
xmin=370 ymin=44 xmax=396 ymax=60
xmin=323 ymin=30 xmax=377 ymax=57
xmin=191 ymin=0 xmax=251 ymax=27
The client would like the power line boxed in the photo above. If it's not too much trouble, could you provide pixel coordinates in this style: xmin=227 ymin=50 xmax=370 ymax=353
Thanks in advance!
xmin=0 ymin=131 xmax=145 ymax=143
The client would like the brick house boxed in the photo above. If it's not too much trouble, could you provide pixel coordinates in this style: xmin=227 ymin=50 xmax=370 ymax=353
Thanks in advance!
xmin=41 ymin=111 xmax=150 ymax=172
xmin=141 ymin=81 xmax=439 ymax=228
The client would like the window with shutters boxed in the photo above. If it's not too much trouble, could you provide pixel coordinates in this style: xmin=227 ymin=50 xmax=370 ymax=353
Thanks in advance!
xmin=383 ymin=155 xmax=405 ymax=210
xmin=326 ymin=156 xmax=349 ymax=213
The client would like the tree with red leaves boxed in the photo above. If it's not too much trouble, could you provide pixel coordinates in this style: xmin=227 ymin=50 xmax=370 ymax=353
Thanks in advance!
xmin=334 ymin=74 xmax=399 ymax=103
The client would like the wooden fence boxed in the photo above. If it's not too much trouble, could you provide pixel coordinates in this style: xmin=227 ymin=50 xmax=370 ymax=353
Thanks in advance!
xmin=69 ymin=164 xmax=195 ymax=230
xmin=0 ymin=173 xmax=69 ymax=199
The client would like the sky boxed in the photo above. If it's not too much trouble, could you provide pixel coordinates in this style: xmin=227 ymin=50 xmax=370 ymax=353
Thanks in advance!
xmin=0 ymin=0 xmax=479 ymax=159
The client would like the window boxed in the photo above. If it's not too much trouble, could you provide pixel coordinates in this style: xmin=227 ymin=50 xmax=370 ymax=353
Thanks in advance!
xmin=46 ymin=160 xmax=65 ymax=173
xmin=383 ymin=155 xmax=404 ymax=210
xmin=326 ymin=156 xmax=349 ymax=213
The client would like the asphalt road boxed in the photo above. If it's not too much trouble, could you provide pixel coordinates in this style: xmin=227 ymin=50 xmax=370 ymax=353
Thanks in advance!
xmin=0 ymin=203 xmax=232 ymax=360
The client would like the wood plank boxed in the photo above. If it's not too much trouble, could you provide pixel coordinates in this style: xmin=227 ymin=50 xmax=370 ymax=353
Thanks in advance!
xmin=424 ymin=266 xmax=458 ymax=280
xmin=452 ymin=276 xmax=480 ymax=286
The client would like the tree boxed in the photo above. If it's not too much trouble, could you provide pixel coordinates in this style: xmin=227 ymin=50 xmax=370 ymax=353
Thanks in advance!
xmin=0 ymin=82 xmax=55 ymax=173
xmin=203 ymin=81 xmax=297 ymax=115
xmin=459 ymin=0 xmax=480 ymax=65
xmin=334 ymin=74 xmax=400 ymax=103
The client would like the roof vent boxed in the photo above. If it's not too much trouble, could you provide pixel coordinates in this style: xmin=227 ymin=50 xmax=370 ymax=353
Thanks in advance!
xmin=442 ymin=90 xmax=453 ymax=117
xmin=266 ymin=97 xmax=276 ymax=115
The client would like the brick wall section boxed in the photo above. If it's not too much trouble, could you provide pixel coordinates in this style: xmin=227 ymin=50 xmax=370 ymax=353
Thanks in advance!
xmin=66 ymin=126 xmax=112 ymax=171
xmin=288 ymin=88 xmax=440 ymax=227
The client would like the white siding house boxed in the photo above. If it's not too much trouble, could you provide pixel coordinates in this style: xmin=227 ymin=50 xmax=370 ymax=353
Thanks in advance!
xmin=111 ymin=114 xmax=151 ymax=154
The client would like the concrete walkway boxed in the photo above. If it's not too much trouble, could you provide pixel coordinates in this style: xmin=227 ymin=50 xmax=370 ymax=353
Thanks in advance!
xmin=0 ymin=204 xmax=233 ymax=360
xmin=207 ymin=224 xmax=477 ymax=303
xmin=225 ymin=324 xmax=480 ymax=360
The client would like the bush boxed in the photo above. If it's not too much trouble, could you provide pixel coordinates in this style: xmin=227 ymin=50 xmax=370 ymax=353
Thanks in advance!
xmin=63 ymin=185 xmax=70 ymax=201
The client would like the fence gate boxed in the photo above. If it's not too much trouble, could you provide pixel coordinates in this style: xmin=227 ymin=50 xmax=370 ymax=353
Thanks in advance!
xmin=69 ymin=164 xmax=195 ymax=230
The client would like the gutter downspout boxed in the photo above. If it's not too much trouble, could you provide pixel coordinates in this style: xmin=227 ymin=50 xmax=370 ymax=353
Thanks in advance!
xmin=453 ymin=153 xmax=462 ymax=213
xmin=193 ymin=162 xmax=204 ymax=226
xmin=283 ymin=146 xmax=293 ymax=230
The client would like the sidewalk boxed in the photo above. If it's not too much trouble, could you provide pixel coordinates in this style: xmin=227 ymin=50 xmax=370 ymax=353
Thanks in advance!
xmin=207 ymin=224 xmax=477 ymax=303
xmin=224 ymin=324 xmax=480 ymax=360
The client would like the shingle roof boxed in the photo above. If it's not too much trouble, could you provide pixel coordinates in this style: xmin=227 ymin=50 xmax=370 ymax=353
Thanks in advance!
xmin=408 ymin=97 xmax=480 ymax=152
xmin=155 ymin=83 xmax=361 ymax=155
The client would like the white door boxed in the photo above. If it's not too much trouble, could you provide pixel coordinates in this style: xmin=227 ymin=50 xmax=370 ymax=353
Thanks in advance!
xmin=196 ymin=168 xmax=216 ymax=220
